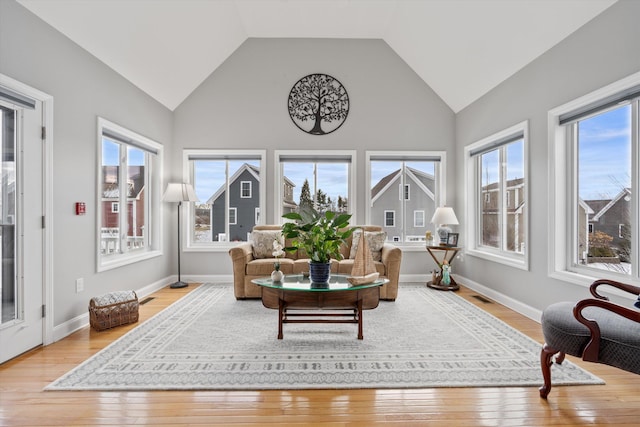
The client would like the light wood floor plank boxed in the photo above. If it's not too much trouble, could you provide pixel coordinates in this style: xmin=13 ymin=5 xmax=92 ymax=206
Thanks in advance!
xmin=1 ymin=283 xmax=638 ymax=426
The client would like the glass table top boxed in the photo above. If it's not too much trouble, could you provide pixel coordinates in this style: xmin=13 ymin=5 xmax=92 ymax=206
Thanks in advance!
xmin=252 ymin=274 xmax=387 ymax=292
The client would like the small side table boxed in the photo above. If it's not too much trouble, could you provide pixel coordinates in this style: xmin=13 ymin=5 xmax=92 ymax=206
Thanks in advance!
xmin=426 ymin=245 xmax=460 ymax=291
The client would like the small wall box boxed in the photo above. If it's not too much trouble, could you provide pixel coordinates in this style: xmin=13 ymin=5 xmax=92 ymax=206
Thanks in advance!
xmin=75 ymin=202 xmax=86 ymax=215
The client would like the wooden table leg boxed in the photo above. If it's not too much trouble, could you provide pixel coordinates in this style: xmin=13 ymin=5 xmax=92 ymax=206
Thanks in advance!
xmin=278 ymin=298 xmax=284 ymax=340
xmin=357 ymin=298 xmax=363 ymax=340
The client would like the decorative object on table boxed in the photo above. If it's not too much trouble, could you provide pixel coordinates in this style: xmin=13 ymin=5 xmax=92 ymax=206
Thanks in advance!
xmin=347 ymin=229 xmax=380 ymax=285
xmin=441 ymin=260 xmax=451 ymax=286
xmin=426 ymin=245 xmax=460 ymax=291
xmin=446 ymin=232 xmax=459 ymax=247
xmin=425 ymin=230 xmax=433 ymax=246
xmin=431 ymin=206 xmax=459 ymax=245
xmin=163 ymin=183 xmax=199 ymax=288
xmin=271 ymin=239 xmax=285 ymax=282
xmin=288 ymin=73 xmax=349 ymax=135
xmin=88 ymin=290 xmax=139 ymax=331
xmin=281 ymin=205 xmax=353 ymax=284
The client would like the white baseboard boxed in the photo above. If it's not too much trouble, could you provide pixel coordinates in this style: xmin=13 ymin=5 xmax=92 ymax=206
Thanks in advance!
xmin=455 ymin=274 xmax=542 ymax=323
xmin=51 ymin=276 xmax=175 ymax=343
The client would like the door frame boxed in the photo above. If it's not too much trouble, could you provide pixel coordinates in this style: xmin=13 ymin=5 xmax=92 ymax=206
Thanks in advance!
xmin=0 ymin=73 xmax=53 ymax=346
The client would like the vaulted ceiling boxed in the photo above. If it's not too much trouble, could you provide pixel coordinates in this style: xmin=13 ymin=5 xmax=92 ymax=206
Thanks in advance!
xmin=17 ymin=0 xmax=617 ymax=112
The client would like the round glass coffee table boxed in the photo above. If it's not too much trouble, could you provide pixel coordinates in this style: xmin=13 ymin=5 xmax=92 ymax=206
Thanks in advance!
xmin=252 ymin=274 xmax=387 ymax=340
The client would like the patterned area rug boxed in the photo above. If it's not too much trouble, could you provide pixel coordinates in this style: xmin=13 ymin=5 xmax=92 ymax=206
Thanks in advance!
xmin=46 ymin=283 xmax=603 ymax=391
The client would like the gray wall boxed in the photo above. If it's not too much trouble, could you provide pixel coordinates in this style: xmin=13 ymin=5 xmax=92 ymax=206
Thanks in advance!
xmin=454 ymin=0 xmax=640 ymax=310
xmin=1 ymin=1 xmax=174 ymax=326
xmin=173 ymin=38 xmax=456 ymax=277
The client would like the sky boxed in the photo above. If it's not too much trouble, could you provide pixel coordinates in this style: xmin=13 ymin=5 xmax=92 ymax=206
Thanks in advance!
xmin=578 ymin=104 xmax=631 ymax=200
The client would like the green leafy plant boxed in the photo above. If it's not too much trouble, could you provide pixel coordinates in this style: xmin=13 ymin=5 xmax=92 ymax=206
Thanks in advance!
xmin=281 ymin=206 xmax=353 ymax=264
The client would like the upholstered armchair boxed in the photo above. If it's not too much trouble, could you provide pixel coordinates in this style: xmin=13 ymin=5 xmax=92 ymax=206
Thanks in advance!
xmin=539 ymin=279 xmax=640 ymax=398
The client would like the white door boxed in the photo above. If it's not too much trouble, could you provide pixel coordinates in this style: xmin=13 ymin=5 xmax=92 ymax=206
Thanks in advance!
xmin=0 ymin=91 xmax=44 ymax=364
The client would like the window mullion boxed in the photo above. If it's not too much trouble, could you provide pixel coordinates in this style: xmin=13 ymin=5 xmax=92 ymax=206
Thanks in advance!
xmin=632 ymin=101 xmax=639 ymax=278
xmin=119 ymin=144 xmax=128 ymax=254
xmin=224 ymin=160 xmax=230 ymax=242
xmin=500 ymin=147 xmax=507 ymax=252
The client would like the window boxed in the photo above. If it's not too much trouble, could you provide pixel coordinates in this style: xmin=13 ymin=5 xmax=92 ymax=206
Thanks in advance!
xmin=367 ymin=151 xmax=446 ymax=244
xmin=240 ymin=181 xmax=252 ymax=198
xmin=550 ymin=73 xmax=640 ymax=282
xmin=275 ymin=150 xmax=355 ymax=220
xmin=185 ymin=150 xmax=265 ymax=246
xmin=97 ymin=118 xmax=162 ymax=270
xmin=414 ymin=210 xmax=425 ymax=227
xmin=385 ymin=210 xmax=395 ymax=227
xmin=229 ymin=207 xmax=237 ymax=225
xmin=465 ymin=121 xmax=528 ymax=268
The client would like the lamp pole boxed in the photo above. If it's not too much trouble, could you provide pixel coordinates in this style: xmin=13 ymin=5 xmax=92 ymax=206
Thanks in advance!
xmin=171 ymin=200 xmax=186 ymax=288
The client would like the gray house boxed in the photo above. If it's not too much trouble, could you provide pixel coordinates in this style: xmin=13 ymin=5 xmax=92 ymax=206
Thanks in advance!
xmin=585 ymin=188 xmax=631 ymax=262
xmin=371 ymin=167 xmax=436 ymax=242
xmin=206 ymin=164 xmax=297 ymax=241
xmin=207 ymin=163 xmax=260 ymax=242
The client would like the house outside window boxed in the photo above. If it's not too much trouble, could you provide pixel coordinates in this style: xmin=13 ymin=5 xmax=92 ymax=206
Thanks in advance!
xmin=97 ymin=117 xmax=162 ymax=271
xmin=465 ymin=121 xmax=528 ymax=269
xmin=549 ymin=73 xmax=640 ymax=282
xmin=274 ymin=150 xmax=355 ymax=220
xmin=184 ymin=150 xmax=265 ymax=246
xmin=367 ymin=151 xmax=445 ymax=244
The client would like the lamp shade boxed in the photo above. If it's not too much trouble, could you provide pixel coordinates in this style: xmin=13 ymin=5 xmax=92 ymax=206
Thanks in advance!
xmin=163 ymin=183 xmax=199 ymax=203
xmin=431 ymin=206 xmax=459 ymax=225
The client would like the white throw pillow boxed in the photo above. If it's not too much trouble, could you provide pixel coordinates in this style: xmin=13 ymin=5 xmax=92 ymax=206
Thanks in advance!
xmin=349 ymin=229 xmax=386 ymax=262
xmin=251 ymin=230 xmax=284 ymax=259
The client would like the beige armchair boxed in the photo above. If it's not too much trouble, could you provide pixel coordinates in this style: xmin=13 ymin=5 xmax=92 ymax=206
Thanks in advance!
xmin=229 ymin=225 xmax=402 ymax=300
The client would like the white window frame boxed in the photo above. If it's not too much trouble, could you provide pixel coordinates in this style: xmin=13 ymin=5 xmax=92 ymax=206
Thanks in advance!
xmin=229 ymin=207 xmax=237 ymax=225
xmin=111 ymin=202 xmax=119 ymax=213
xmin=274 ymin=150 xmax=356 ymax=221
xmin=464 ymin=121 xmax=529 ymax=270
xmin=384 ymin=210 xmax=395 ymax=227
xmin=183 ymin=149 xmax=266 ymax=251
xmin=240 ymin=181 xmax=252 ymax=198
xmin=366 ymin=151 xmax=447 ymax=250
xmin=414 ymin=210 xmax=425 ymax=228
xmin=548 ymin=71 xmax=640 ymax=286
xmin=96 ymin=117 xmax=163 ymax=272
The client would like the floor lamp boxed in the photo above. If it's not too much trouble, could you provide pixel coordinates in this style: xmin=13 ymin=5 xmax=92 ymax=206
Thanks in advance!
xmin=163 ymin=183 xmax=199 ymax=289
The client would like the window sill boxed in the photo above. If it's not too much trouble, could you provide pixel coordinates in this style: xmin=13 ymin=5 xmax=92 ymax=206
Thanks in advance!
xmin=98 ymin=249 xmax=162 ymax=272
xmin=467 ymin=248 xmax=528 ymax=271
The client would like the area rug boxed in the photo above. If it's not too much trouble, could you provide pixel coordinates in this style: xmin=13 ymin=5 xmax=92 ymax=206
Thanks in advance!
xmin=46 ymin=283 xmax=603 ymax=391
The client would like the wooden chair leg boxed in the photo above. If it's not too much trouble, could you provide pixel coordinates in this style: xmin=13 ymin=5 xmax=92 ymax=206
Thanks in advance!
xmin=540 ymin=343 xmax=563 ymax=399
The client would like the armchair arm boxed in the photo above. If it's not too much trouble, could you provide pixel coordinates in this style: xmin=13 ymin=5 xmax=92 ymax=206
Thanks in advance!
xmin=228 ymin=242 xmax=254 ymax=299
xmin=589 ymin=278 xmax=640 ymax=300
xmin=573 ymin=298 xmax=640 ymax=362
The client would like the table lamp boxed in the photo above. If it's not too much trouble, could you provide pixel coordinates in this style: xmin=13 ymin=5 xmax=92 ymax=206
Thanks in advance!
xmin=431 ymin=206 xmax=459 ymax=245
xmin=163 ymin=183 xmax=199 ymax=288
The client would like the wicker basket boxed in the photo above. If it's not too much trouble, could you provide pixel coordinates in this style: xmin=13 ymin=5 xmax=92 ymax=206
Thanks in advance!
xmin=89 ymin=290 xmax=139 ymax=331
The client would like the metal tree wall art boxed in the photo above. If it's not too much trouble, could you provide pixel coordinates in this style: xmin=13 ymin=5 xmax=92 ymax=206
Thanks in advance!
xmin=288 ymin=73 xmax=349 ymax=135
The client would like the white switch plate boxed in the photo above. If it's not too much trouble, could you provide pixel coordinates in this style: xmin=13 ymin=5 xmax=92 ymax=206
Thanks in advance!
xmin=76 ymin=278 xmax=84 ymax=293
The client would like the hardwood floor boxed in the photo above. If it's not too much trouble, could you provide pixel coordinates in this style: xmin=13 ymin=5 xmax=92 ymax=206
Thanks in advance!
xmin=1 ymin=283 xmax=638 ymax=426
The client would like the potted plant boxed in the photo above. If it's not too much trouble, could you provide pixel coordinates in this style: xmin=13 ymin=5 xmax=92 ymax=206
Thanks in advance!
xmin=282 ymin=206 xmax=353 ymax=284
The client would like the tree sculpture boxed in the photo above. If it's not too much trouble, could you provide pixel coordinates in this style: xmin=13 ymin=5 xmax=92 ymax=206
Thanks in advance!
xmin=288 ymin=73 xmax=349 ymax=135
